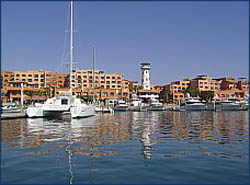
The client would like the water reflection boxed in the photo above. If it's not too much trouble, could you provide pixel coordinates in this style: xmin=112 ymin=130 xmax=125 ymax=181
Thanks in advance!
xmin=0 ymin=112 xmax=247 ymax=160
xmin=1 ymin=111 xmax=249 ymax=183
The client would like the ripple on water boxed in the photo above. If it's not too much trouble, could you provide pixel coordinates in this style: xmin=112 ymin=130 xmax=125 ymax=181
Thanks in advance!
xmin=1 ymin=111 xmax=249 ymax=184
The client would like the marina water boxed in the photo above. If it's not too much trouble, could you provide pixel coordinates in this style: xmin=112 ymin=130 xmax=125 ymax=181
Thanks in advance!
xmin=1 ymin=111 xmax=249 ymax=184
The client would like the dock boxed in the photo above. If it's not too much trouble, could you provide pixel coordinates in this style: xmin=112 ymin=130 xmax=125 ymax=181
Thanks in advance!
xmin=1 ymin=113 xmax=26 ymax=119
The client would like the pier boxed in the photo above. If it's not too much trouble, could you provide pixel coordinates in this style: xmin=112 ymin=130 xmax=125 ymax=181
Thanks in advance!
xmin=1 ymin=112 xmax=26 ymax=119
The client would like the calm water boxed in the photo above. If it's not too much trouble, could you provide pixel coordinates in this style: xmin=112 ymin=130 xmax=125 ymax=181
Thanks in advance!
xmin=1 ymin=111 xmax=249 ymax=184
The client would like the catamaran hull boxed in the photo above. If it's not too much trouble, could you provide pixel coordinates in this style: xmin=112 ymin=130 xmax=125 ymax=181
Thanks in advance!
xmin=26 ymin=106 xmax=44 ymax=118
xmin=70 ymin=105 xmax=95 ymax=118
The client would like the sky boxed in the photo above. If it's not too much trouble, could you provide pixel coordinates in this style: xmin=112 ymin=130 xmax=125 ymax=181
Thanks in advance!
xmin=1 ymin=1 xmax=249 ymax=85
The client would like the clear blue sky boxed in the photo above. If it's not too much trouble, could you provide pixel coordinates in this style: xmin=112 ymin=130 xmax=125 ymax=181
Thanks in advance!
xmin=2 ymin=1 xmax=249 ymax=84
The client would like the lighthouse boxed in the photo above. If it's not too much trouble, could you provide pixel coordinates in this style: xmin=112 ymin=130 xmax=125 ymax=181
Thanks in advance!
xmin=140 ymin=62 xmax=151 ymax=90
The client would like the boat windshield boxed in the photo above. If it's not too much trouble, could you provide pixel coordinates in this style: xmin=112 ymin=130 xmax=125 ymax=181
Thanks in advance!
xmin=61 ymin=99 xmax=68 ymax=105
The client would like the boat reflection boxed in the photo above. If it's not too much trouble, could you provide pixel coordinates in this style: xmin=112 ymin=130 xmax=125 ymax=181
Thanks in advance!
xmin=1 ymin=111 xmax=248 ymax=156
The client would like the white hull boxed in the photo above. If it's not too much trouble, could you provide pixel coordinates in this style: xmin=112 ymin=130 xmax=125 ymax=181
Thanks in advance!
xmin=215 ymin=104 xmax=241 ymax=111
xmin=129 ymin=106 xmax=148 ymax=112
xmin=185 ymin=104 xmax=206 ymax=111
xmin=70 ymin=104 xmax=95 ymax=118
xmin=114 ymin=105 xmax=128 ymax=111
xmin=26 ymin=106 xmax=44 ymax=118
xmin=95 ymin=106 xmax=114 ymax=113
xmin=147 ymin=106 xmax=165 ymax=111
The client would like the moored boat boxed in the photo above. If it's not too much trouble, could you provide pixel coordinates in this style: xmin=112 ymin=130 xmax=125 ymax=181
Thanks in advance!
xmin=114 ymin=100 xmax=129 ymax=111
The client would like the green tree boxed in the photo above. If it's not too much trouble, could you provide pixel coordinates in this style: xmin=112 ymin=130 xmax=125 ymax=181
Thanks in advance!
xmin=160 ymin=87 xmax=171 ymax=103
xmin=206 ymin=91 xmax=214 ymax=103
xmin=185 ymin=87 xmax=199 ymax=97
xmin=25 ymin=91 xmax=35 ymax=99
xmin=132 ymin=86 xmax=139 ymax=93
xmin=200 ymin=91 xmax=214 ymax=103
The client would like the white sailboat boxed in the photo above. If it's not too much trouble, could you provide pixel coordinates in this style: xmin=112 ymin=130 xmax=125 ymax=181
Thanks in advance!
xmin=26 ymin=0 xmax=95 ymax=118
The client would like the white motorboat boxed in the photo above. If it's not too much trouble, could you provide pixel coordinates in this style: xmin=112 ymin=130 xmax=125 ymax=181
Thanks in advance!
xmin=26 ymin=1 xmax=95 ymax=118
xmin=213 ymin=98 xmax=242 ymax=111
xmin=95 ymin=104 xmax=114 ymax=113
xmin=147 ymin=98 xmax=165 ymax=111
xmin=129 ymin=93 xmax=147 ymax=111
xmin=114 ymin=100 xmax=129 ymax=111
xmin=180 ymin=93 xmax=206 ymax=111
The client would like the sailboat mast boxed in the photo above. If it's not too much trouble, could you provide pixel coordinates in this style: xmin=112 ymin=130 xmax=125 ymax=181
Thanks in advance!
xmin=92 ymin=47 xmax=95 ymax=103
xmin=69 ymin=0 xmax=73 ymax=96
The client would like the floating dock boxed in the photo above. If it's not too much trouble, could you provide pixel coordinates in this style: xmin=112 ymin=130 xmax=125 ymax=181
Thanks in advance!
xmin=1 ymin=113 xmax=26 ymax=119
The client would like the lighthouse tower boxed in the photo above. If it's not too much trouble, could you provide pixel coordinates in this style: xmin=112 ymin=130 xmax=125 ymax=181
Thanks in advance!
xmin=140 ymin=62 xmax=151 ymax=90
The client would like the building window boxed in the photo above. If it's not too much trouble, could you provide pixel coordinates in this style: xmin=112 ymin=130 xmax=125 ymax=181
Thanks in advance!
xmin=112 ymin=77 xmax=116 ymax=79
xmin=110 ymin=92 xmax=114 ymax=96
xmin=103 ymin=92 xmax=108 ymax=96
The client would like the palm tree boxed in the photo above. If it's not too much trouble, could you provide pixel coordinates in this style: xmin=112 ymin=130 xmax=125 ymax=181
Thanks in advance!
xmin=184 ymin=87 xmax=199 ymax=97
xmin=200 ymin=91 xmax=214 ymax=103
xmin=206 ymin=91 xmax=214 ymax=103
xmin=161 ymin=87 xmax=171 ymax=103
xmin=25 ymin=90 xmax=35 ymax=99
xmin=132 ymin=86 xmax=139 ymax=93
